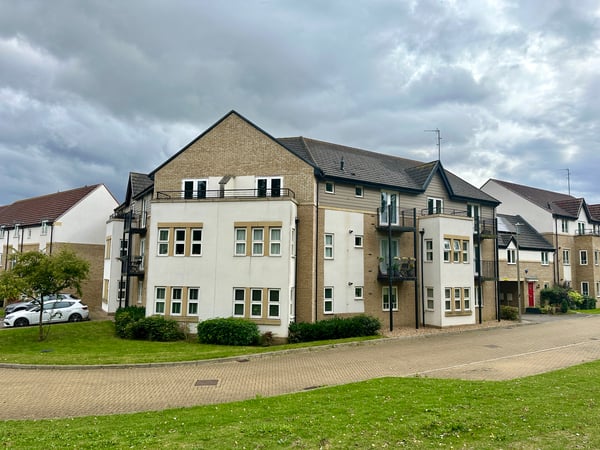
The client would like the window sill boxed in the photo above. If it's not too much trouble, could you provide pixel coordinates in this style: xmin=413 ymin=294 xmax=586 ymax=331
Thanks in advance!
xmin=444 ymin=310 xmax=473 ymax=317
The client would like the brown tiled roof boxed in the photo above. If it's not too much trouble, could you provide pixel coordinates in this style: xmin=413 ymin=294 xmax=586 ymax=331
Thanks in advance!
xmin=0 ymin=185 xmax=102 ymax=228
xmin=488 ymin=179 xmax=576 ymax=217
xmin=588 ymin=204 xmax=600 ymax=221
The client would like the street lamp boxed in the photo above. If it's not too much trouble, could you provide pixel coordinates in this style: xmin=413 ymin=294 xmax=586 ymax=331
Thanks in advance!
xmin=515 ymin=223 xmax=522 ymax=320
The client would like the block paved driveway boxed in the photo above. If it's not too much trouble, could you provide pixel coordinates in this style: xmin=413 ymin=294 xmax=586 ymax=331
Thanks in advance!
xmin=2 ymin=314 xmax=600 ymax=420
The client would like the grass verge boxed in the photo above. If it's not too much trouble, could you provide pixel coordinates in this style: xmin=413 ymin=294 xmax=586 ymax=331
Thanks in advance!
xmin=1 ymin=360 xmax=599 ymax=449
xmin=0 ymin=320 xmax=378 ymax=365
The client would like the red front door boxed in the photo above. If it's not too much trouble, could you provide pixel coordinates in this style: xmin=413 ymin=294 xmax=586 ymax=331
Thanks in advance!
xmin=528 ymin=282 xmax=535 ymax=307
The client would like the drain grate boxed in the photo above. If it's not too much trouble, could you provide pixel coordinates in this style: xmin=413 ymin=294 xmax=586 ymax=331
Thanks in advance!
xmin=195 ymin=379 xmax=219 ymax=387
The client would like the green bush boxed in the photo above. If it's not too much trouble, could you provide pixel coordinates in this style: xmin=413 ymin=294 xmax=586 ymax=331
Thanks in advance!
xmin=500 ymin=305 xmax=519 ymax=321
xmin=197 ymin=318 xmax=260 ymax=346
xmin=288 ymin=315 xmax=381 ymax=343
xmin=126 ymin=316 xmax=185 ymax=342
xmin=114 ymin=306 xmax=146 ymax=338
xmin=581 ymin=296 xmax=597 ymax=310
xmin=560 ymin=299 xmax=569 ymax=313
xmin=115 ymin=306 xmax=184 ymax=341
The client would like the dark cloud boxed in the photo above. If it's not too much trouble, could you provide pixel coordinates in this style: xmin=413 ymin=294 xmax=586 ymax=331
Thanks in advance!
xmin=0 ymin=0 xmax=599 ymax=206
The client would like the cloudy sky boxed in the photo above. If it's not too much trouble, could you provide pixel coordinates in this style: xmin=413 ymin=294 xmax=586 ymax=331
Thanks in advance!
xmin=1 ymin=0 xmax=598 ymax=206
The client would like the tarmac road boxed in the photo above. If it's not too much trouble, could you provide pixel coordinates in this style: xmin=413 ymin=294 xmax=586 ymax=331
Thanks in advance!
xmin=1 ymin=313 xmax=599 ymax=420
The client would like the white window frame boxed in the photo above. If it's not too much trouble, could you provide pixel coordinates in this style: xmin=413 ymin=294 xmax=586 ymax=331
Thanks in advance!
xmin=252 ymin=228 xmax=264 ymax=256
xmin=454 ymin=288 xmax=462 ymax=311
xmin=453 ymin=240 xmax=461 ymax=263
xmin=444 ymin=288 xmax=451 ymax=311
xmin=158 ymin=228 xmax=169 ymax=256
xmin=191 ymin=228 xmax=203 ymax=256
xmin=257 ymin=177 xmax=282 ymax=197
xmin=507 ymin=248 xmax=516 ymax=264
xmin=561 ymin=219 xmax=569 ymax=233
xmin=155 ymin=287 xmax=166 ymax=315
xmin=251 ymin=289 xmax=263 ymax=318
xmin=324 ymin=287 xmax=334 ymax=313
xmin=595 ymin=250 xmax=599 ymax=266
xmin=463 ymin=288 xmax=471 ymax=310
xmin=174 ymin=228 xmax=186 ymax=256
xmin=382 ymin=286 xmax=398 ymax=311
xmin=380 ymin=192 xmax=398 ymax=225
xmin=443 ymin=239 xmax=451 ymax=262
xmin=13 ymin=225 xmax=20 ymax=239
xmin=354 ymin=235 xmax=363 ymax=248
xmin=581 ymin=281 xmax=590 ymax=297
xmin=182 ymin=179 xmax=208 ymax=199
xmin=188 ymin=287 xmax=199 ymax=315
xmin=355 ymin=185 xmax=363 ymax=197
xmin=269 ymin=228 xmax=281 ymax=256
xmin=354 ymin=286 xmax=364 ymax=301
xmin=233 ymin=288 xmax=245 ymax=317
xmin=324 ymin=181 xmax=335 ymax=194
xmin=324 ymin=233 xmax=334 ymax=259
xmin=171 ymin=287 xmax=183 ymax=315
xmin=234 ymin=228 xmax=247 ymax=256
xmin=580 ymin=250 xmax=588 ymax=265
xmin=268 ymin=289 xmax=280 ymax=318
xmin=563 ymin=249 xmax=570 ymax=265
xmin=578 ymin=222 xmax=585 ymax=235
xmin=426 ymin=287 xmax=435 ymax=310
xmin=427 ymin=197 xmax=443 ymax=215
xmin=41 ymin=220 xmax=49 ymax=236
xmin=425 ymin=239 xmax=433 ymax=262
xmin=541 ymin=251 xmax=549 ymax=265
xmin=462 ymin=240 xmax=469 ymax=264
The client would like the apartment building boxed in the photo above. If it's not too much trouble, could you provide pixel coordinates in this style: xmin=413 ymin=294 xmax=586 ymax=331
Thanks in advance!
xmin=0 ymin=185 xmax=119 ymax=309
xmin=482 ymin=179 xmax=600 ymax=300
xmin=103 ymin=111 xmax=500 ymax=337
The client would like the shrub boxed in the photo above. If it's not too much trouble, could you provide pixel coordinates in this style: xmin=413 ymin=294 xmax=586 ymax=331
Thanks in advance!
xmin=115 ymin=306 xmax=184 ymax=341
xmin=197 ymin=318 xmax=260 ymax=346
xmin=581 ymin=296 xmax=597 ymax=310
xmin=288 ymin=315 xmax=381 ymax=343
xmin=560 ymin=298 xmax=569 ymax=313
xmin=500 ymin=305 xmax=519 ymax=321
xmin=114 ymin=306 xmax=146 ymax=338
xmin=126 ymin=316 xmax=185 ymax=342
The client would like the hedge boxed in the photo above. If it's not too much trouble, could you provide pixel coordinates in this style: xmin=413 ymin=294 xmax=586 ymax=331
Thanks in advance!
xmin=288 ymin=315 xmax=381 ymax=343
xmin=114 ymin=306 xmax=184 ymax=342
xmin=197 ymin=317 xmax=260 ymax=346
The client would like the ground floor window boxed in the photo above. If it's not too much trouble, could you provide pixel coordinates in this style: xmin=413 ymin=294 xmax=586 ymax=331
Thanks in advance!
xmin=324 ymin=287 xmax=334 ymax=313
xmin=426 ymin=287 xmax=434 ymax=310
xmin=155 ymin=287 xmax=166 ymax=314
xmin=382 ymin=286 xmax=398 ymax=311
xmin=444 ymin=286 xmax=471 ymax=312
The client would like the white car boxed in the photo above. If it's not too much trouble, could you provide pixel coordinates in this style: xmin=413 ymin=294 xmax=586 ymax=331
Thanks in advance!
xmin=3 ymin=299 xmax=89 ymax=327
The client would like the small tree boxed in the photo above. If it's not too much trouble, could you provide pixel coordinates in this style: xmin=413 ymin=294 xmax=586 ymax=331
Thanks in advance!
xmin=0 ymin=250 xmax=90 ymax=341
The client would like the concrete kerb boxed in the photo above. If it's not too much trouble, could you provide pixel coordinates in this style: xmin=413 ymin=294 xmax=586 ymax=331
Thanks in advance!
xmin=0 ymin=318 xmax=525 ymax=371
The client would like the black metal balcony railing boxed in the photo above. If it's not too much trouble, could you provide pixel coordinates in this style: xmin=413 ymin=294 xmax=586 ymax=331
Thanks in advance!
xmin=377 ymin=258 xmax=417 ymax=282
xmin=376 ymin=208 xmax=417 ymax=229
xmin=476 ymin=260 xmax=496 ymax=280
xmin=155 ymin=188 xmax=295 ymax=201
xmin=420 ymin=207 xmax=469 ymax=217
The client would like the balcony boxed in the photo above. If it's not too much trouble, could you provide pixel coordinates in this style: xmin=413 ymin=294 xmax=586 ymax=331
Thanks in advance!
xmin=377 ymin=257 xmax=417 ymax=282
xmin=475 ymin=260 xmax=496 ymax=281
xmin=376 ymin=208 xmax=416 ymax=231
xmin=122 ymin=256 xmax=144 ymax=276
xmin=155 ymin=188 xmax=295 ymax=201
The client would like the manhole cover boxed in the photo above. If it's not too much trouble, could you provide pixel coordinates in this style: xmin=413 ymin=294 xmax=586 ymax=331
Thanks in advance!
xmin=195 ymin=379 xmax=219 ymax=386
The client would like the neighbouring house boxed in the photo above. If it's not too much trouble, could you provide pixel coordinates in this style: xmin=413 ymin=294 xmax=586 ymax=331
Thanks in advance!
xmin=496 ymin=214 xmax=555 ymax=310
xmin=481 ymin=179 xmax=600 ymax=300
xmin=103 ymin=111 xmax=501 ymax=337
xmin=0 ymin=185 xmax=119 ymax=310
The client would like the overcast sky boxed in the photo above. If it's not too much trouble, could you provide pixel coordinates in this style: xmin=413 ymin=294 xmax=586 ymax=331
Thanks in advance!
xmin=1 ymin=0 xmax=598 ymax=207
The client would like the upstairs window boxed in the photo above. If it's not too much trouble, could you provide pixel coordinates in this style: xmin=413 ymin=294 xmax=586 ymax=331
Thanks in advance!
xmin=355 ymin=185 xmax=363 ymax=197
xmin=541 ymin=252 xmax=549 ymax=265
xmin=380 ymin=192 xmax=398 ymax=225
xmin=41 ymin=220 xmax=49 ymax=236
xmin=270 ymin=228 xmax=281 ymax=256
xmin=324 ymin=234 xmax=334 ymax=259
xmin=507 ymin=248 xmax=516 ymax=264
xmin=235 ymin=228 xmax=247 ymax=256
xmin=427 ymin=197 xmax=443 ymax=215
xmin=158 ymin=229 xmax=169 ymax=256
xmin=252 ymin=228 xmax=264 ymax=256
xmin=257 ymin=177 xmax=282 ymax=197
xmin=191 ymin=228 xmax=203 ymax=256
xmin=563 ymin=249 xmax=570 ymax=265
xmin=425 ymin=239 xmax=433 ymax=262
xmin=561 ymin=219 xmax=569 ymax=233
xmin=182 ymin=179 xmax=207 ymax=199
xmin=578 ymin=222 xmax=586 ymax=235
xmin=325 ymin=182 xmax=335 ymax=194
xmin=580 ymin=250 xmax=588 ymax=265
xmin=174 ymin=229 xmax=186 ymax=256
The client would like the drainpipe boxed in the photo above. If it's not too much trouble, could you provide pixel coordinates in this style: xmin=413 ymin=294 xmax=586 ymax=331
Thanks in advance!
xmin=477 ymin=215 xmax=483 ymax=324
xmin=554 ymin=218 xmax=559 ymax=285
xmin=49 ymin=223 xmax=55 ymax=255
xmin=419 ymin=226 xmax=425 ymax=327
xmin=387 ymin=198 xmax=393 ymax=332
xmin=314 ymin=184 xmax=320 ymax=323
xmin=494 ymin=216 xmax=500 ymax=321
xmin=294 ymin=217 xmax=299 ymax=322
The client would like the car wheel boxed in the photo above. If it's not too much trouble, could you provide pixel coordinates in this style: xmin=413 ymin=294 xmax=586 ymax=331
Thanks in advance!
xmin=68 ymin=313 xmax=82 ymax=322
xmin=14 ymin=318 xmax=29 ymax=327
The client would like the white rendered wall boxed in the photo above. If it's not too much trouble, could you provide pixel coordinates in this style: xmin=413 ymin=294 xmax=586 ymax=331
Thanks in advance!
xmin=323 ymin=209 xmax=365 ymax=315
xmin=102 ymin=218 xmax=124 ymax=313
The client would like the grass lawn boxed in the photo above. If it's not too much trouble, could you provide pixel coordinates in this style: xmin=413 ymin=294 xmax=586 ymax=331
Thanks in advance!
xmin=0 ymin=320 xmax=378 ymax=365
xmin=1 ymin=360 xmax=599 ymax=449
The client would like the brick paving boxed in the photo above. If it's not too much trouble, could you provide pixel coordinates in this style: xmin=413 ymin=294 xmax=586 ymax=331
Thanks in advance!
xmin=1 ymin=314 xmax=599 ymax=420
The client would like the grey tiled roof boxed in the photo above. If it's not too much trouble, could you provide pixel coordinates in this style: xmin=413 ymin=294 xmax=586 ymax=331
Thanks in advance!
xmin=497 ymin=214 xmax=554 ymax=250
xmin=279 ymin=137 xmax=499 ymax=204
xmin=130 ymin=172 xmax=154 ymax=198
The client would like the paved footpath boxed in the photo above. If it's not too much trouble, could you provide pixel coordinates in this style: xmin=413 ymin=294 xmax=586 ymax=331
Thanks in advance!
xmin=1 ymin=314 xmax=600 ymax=420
